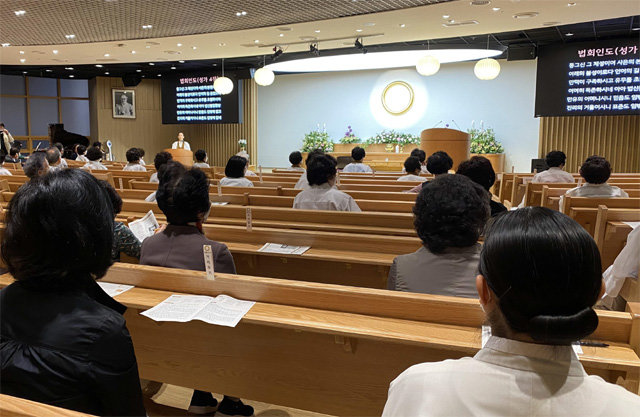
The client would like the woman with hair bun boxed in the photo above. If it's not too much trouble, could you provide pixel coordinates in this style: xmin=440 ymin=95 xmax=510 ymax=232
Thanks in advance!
xmin=383 ymin=207 xmax=640 ymax=416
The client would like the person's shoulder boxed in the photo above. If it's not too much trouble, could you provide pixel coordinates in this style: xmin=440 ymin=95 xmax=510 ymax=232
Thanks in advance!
xmin=391 ymin=357 xmax=478 ymax=388
xmin=583 ymin=375 xmax=640 ymax=411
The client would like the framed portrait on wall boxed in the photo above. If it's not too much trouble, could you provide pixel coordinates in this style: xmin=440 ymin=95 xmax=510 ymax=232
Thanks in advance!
xmin=112 ymin=89 xmax=136 ymax=119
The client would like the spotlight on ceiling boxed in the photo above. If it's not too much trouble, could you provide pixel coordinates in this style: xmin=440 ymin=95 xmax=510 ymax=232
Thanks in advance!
xmin=354 ymin=38 xmax=368 ymax=54
xmin=272 ymin=46 xmax=284 ymax=61
xmin=309 ymin=43 xmax=319 ymax=57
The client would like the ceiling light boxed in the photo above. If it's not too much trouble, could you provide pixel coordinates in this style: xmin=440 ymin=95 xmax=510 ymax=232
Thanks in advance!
xmin=219 ymin=42 xmax=226 ymax=46
xmin=52 ymin=49 xmax=58 ymax=54
xmin=136 ymin=69 xmax=142 ymax=72
xmin=1 ymin=43 xmax=10 ymax=47
xmin=192 ymin=46 xmax=197 ymax=50
xmin=279 ymin=33 xmax=284 ymax=37
xmin=14 ymin=10 xmax=26 ymax=16
xmin=565 ymin=32 xmax=574 ymax=36
xmin=513 ymin=12 xmax=539 ymax=18
xmin=442 ymin=15 xmax=450 ymax=19
xmin=266 ymin=49 xmax=503 ymax=73
xmin=177 ymin=43 xmax=182 ymax=47
xmin=95 ymin=64 xmax=103 ymax=67
xmin=65 ymin=34 xmax=75 ymax=39
xmin=105 ymin=72 xmax=110 ymax=75
xmin=179 ymin=60 xmax=185 ymax=63
xmin=399 ymin=24 xmax=406 ymax=28
xmin=235 ymin=11 xmax=247 ymax=16
xmin=65 ymin=67 xmax=74 ymax=70
xmin=104 ymin=53 xmax=110 ymax=57
xmin=254 ymin=67 xmax=275 ymax=86
xmin=492 ymin=7 xmax=501 ymax=11
xmin=157 ymin=74 xmax=161 ymax=77
xmin=22 ymin=71 xmax=27 ymax=74
xmin=19 ymin=58 xmax=26 ymax=63
xmin=567 ymin=2 xmax=576 ymax=6
xmin=171 ymin=66 xmax=176 ymax=69
xmin=314 ymin=30 xmax=321 ymax=33
xmin=355 ymin=29 xmax=363 ymax=32
xmin=416 ymin=55 xmax=440 ymax=76
xmin=633 ymin=27 xmax=640 ymax=31
xmin=69 ymin=75 xmax=74 ymax=78
xmin=474 ymin=58 xmax=501 ymax=80
xmin=19 ymin=51 xmax=24 ymax=54
xmin=214 ymin=77 xmax=234 ymax=94
xmin=254 ymin=40 xmax=260 ymax=44
xmin=45 ymin=69 xmax=53 ymax=72
xmin=149 ymin=62 xmax=155 ymax=65
xmin=142 ymin=24 xmax=153 ymax=29
xmin=130 ymin=50 xmax=136 ymax=54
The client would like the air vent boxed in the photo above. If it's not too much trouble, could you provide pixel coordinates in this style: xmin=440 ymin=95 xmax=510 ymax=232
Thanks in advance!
xmin=514 ymin=12 xmax=539 ymax=19
xmin=442 ymin=20 xmax=479 ymax=27
xmin=164 ymin=50 xmax=182 ymax=54
xmin=470 ymin=0 xmax=491 ymax=5
xmin=145 ymin=41 xmax=160 ymax=46
xmin=543 ymin=21 xmax=560 ymax=26
xmin=277 ymin=27 xmax=292 ymax=31
xmin=96 ymin=58 xmax=118 ymax=62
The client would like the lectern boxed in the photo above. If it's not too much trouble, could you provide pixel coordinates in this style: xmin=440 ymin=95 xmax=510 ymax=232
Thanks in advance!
xmin=420 ymin=128 xmax=470 ymax=170
xmin=164 ymin=148 xmax=193 ymax=167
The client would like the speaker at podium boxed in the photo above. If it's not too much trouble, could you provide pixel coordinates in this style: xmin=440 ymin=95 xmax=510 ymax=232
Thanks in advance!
xmin=164 ymin=148 xmax=193 ymax=167
xmin=420 ymin=128 xmax=470 ymax=171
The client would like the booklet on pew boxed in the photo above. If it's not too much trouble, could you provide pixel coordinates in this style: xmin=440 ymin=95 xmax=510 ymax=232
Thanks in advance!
xmin=128 ymin=210 xmax=160 ymax=242
xmin=258 ymin=243 xmax=311 ymax=255
xmin=141 ymin=294 xmax=255 ymax=327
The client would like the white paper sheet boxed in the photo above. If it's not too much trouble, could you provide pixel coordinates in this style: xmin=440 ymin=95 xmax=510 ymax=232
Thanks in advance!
xmin=258 ymin=243 xmax=311 ymax=255
xmin=622 ymin=221 xmax=640 ymax=230
xmin=128 ymin=210 xmax=160 ymax=242
xmin=141 ymin=294 xmax=255 ymax=327
xmin=98 ymin=282 xmax=134 ymax=298
xmin=211 ymin=202 xmax=229 ymax=206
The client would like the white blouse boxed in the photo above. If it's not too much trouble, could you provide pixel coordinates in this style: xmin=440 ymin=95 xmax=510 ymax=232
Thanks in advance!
xmin=532 ymin=167 xmax=575 ymax=183
xmin=342 ymin=162 xmax=373 ymax=173
xmin=219 ymin=177 xmax=254 ymax=187
xmin=602 ymin=225 xmax=639 ymax=308
xmin=397 ymin=174 xmax=424 ymax=182
xmin=383 ymin=336 xmax=640 ymax=416
xmin=293 ymin=183 xmax=361 ymax=212
xmin=123 ymin=163 xmax=146 ymax=172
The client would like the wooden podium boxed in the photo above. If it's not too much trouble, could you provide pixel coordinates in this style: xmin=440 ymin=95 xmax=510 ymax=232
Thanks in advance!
xmin=420 ymin=128 xmax=470 ymax=170
xmin=164 ymin=148 xmax=193 ymax=167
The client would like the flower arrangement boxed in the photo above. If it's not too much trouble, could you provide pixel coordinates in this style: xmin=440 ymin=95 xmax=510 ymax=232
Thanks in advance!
xmin=237 ymin=138 xmax=247 ymax=150
xmin=468 ymin=126 xmax=504 ymax=154
xmin=339 ymin=125 xmax=361 ymax=144
xmin=301 ymin=128 xmax=334 ymax=152
xmin=366 ymin=130 xmax=420 ymax=147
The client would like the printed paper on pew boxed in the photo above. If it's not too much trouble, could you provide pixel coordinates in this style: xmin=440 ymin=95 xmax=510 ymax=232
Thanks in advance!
xmin=258 ymin=243 xmax=311 ymax=255
xmin=622 ymin=221 xmax=640 ymax=230
xmin=141 ymin=294 xmax=255 ymax=327
xmin=128 ymin=210 xmax=160 ymax=242
xmin=98 ymin=282 xmax=134 ymax=298
xmin=211 ymin=202 xmax=228 ymax=206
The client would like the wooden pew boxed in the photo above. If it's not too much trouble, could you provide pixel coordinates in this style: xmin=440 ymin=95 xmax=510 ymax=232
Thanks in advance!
xmin=562 ymin=197 xmax=640 ymax=235
xmin=0 ymin=394 xmax=95 ymax=417
xmin=90 ymin=172 xmax=115 ymax=188
xmin=92 ymin=170 xmax=151 ymax=189
xmin=594 ymin=205 xmax=640 ymax=269
xmin=3 ymin=263 xmax=637 ymax=416
xmin=523 ymin=182 xmax=577 ymax=206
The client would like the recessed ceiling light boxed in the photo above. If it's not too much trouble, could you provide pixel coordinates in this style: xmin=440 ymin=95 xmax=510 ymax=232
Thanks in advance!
xmin=14 ymin=10 xmax=26 ymax=16
xmin=177 ymin=43 xmax=182 ymax=47
xmin=157 ymin=74 xmax=161 ymax=77
xmin=65 ymin=67 xmax=74 ymax=70
xmin=52 ymin=49 xmax=58 ymax=54
xmin=105 ymin=72 xmax=110 ymax=75
xmin=567 ymin=2 xmax=576 ymax=6
xmin=492 ymin=7 xmax=501 ymax=11
xmin=22 ymin=71 xmax=27 ymax=74
xmin=19 ymin=50 xmax=24 ymax=54
xmin=171 ymin=66 xmax=176 ymax=69
xmin=448 ymin=19 xmax=455 ymax=23
xmin=142 ymin=24 xmax=153 ymax=29
xmin=104 ymin=53 xmax=110 ymax=57
xmin=218 ymin=42 xmax=226 ymax=46
xmin=136 ymin=69 xmax=142 ymax=72
xmin=399 ymin=24 xmax=406 ymax=28
xmin=442 ymin=15 xmax=450 ymax=19
xmin=565 ymin=32 xmax=574 ymax=36
xmin=314 ymin=30 xmax=321 ymax=33
xmin=254 ymin=39 xmax=260 ymax=43
xmin=65 ymin=34 xmax=75 ymax=39
xmin=95 ymin=64 xmax=103 ymax=67
xmin=1 ymin=43 xmax=10 ymax=47
xmin=178 ymin=60 xmax=185 ymax=63
xmin=69 ymin=75 xmax=74 ymax=78
xmin=633 ymin=27 xmax=640 ymax=31
xmin=235 ymin=11 xmax=247 ymax=16
xmin=130 ymin=50 xmax=136 ymax=54
xmin=19 ymin=58 xmax=25 ymax=63
xmin=279 ymin=33 xmax=284 ymax=37
xmin=355 ymin=29 xmax=363 ymax=32
xmin=192 ymin=46 xmax=197 ymax=50
xmin=45 ymin=69 xmax=53 ymax=72
xmin=149 ymin=62 xmax=155 ymax=65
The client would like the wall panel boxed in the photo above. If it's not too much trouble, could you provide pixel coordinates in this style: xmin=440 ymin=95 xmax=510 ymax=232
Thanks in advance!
xmin=539 ymin=115 xmax=640 ymax=173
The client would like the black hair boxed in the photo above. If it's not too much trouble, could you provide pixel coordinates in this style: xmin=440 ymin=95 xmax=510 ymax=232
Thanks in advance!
xmin=98 ymin=180 xmax=122 ymax=217
xmin=45 ymin=147 xmax=61 ymax=165
xmin=0 ymin=123 xmax=4 ymax=127
xmin=9 ymin=147 xmax=19 ymax=157
xmin=86 ymin=146 xmax=103 ymax=162
xmin=545 ymin=150 xmax=567 ymax=168
xmin=76 ymin=144 xmax=87 ymax=155
xmin=351 ymin=146 xmax=366 ymax=161
xmin=289 ymin=151 xmax=303 ymax=166
xmin=154 ymin=151 xmax=173 ymax=170
xmin=23 ymin=152 xmax=48 ymax=179
xmin=404 ymin=156 xmax=422 ymax=174
xmin=580 ymin=155 xmax=611 ymax=184
xmin=156 ymin=162 xmax=211 ymax=225
xmin=137 ymin=148 xmax=145 ymax=157
xmin=54 ymin=142 xmax=64 ymax=153
xmin=92 ymin=141 xmax=102 ymax=149
xmin=456 ymin=156 xmax=496 ymax=191
xmin=426 ymin=151 xmax=453 ymax=175
xmin=410 ymin=148 xmax=426 ymax=163
xmin=479 ymin=207 xmax=601 ymax=344
xmin=125 ymin=147 xmax=142 ymax=163
xmin=413 ymin=174 xmax=489 ymax=253
xmin=195 ymin=149 xmax=207 ymax=162
xmin=305 ymin=148 xmax=325 ymax=166
xmin=306 ymin=154 xmax=337 ymax=186
xmin=225 ymin=155 xmax=248 ymax=178
xmin=2 ymin=169 xmax=114 ymax=290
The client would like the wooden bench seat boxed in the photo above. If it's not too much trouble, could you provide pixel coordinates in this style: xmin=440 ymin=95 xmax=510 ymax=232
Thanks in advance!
xmin=0 ymin=394 xmax=95 ymax=417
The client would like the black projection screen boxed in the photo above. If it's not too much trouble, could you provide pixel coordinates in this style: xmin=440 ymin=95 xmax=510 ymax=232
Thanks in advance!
xmin=161 ymin=73 xmax=242 ymax=124
xmin=535 ymin=38 xmax=640 ymax=117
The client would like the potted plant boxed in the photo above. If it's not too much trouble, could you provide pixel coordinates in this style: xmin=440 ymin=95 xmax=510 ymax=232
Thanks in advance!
xmin=334 ymin=125 xmax=363 ymax=152
xmin=366 ymin=130 xmax=420 ymax=152
xmin=237 ymin=138 xmax=247 ymax=152
xmin=301 ymin=127 xmax=334 ymax=153
xmin=468 ymin=125 xmax=505 ymax=173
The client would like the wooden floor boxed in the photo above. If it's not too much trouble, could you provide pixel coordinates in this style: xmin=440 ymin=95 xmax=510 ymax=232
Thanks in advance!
xmin=144 ymin=383 xmax=333 ymax=417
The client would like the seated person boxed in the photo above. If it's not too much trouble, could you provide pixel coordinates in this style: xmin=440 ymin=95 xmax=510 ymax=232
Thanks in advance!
xmin=98 ymin=180 xmax=142 ymax=262
xmin=294 ymin=149 xmax=324 ymax=190
xmin=397 ymin=156 xmax=423 ymax=182
xmin=23 ymin=152 xmax=49 ymax=179
xmin=82 ymin=146 xmax=108 ymax=171
xmin=0 ymin=159 xmax=12 ymax=176
xmin=456 ymin=156 xmax=507 ymax=217
xmin=561 ymin=156 xmax=628 ymax=210
xmin=342 ymin=146 xmax=373 ymax=173
xmin=236 ymin=150 xmax=256 ymax=176
xmin=137 ymin=148 xmax=146 ymax=165
xmin=403 ymin=148 xmax=428 ymax=174
xmin=53 ymin=142 xmax=68 ymax=168
xmin=220 ymin=155 xmax=254 ymax=187
xmin=532 ymin=150 xmax=575 ymax=183
xmin=193 ymin=149 xmax=210 ymax=169
xmin=293 ymin=154 xmax=361 ymax=212
xmin=601 ymin=226 xmax=639 ymax=310
xmin=140 ymin=164 xmax=253 ymax=417
xmin=75 ymin=144 xmax=89 ymax=162
xmin=383 ymin=207 xmax=640 ymax=416
xmin=289 ymin=151 xmax=305 ymax=171
xmin=5 ymin=146 xmax=21 ymax=164
xmin=150 ymin=151 xmax=173 ymax=183
xmin=407 ymin=150 xmax=453 ymax=193
xmin=123 ymin=148 xmax=147 ymax=172
xmin=0 ymin=169 xmax=146 ymax=416
xmin=388 ymin=174 xmax=488 ymax=296
xmin=45 ymin=147 xmax=64 ymax=173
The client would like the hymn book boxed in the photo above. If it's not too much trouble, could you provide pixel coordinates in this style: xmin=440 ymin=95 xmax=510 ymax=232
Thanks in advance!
xmin=128 ymin=210 xmax=160 ymax=242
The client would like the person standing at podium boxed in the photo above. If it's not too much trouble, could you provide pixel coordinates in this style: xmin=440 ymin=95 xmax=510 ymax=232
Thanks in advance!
xmin=171 ymin=132 xmax=191 ymax=151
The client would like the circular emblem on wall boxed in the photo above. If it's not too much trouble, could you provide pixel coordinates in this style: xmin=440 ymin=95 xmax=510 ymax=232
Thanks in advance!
xmin=381 ymin=81 xmax=415 ymax=115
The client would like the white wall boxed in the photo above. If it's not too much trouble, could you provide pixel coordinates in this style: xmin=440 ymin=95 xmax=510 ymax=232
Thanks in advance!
xmin=257 ymin=59 xmax=540 ymax=171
